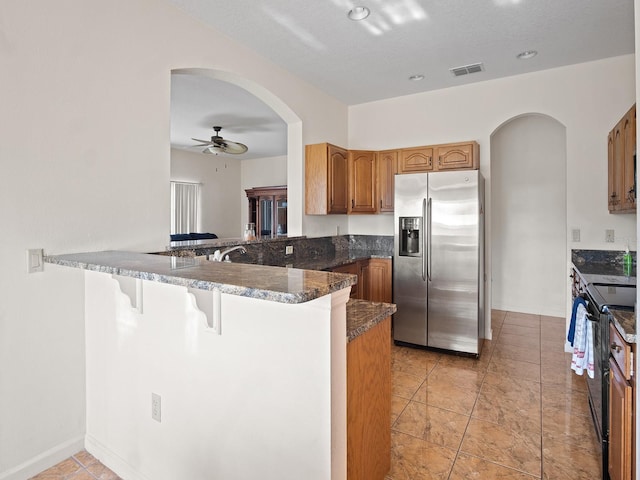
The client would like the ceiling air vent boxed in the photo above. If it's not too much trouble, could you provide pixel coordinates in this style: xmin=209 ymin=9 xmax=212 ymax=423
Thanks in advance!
xmin=449 ymin=62 xmax=484 ymax=77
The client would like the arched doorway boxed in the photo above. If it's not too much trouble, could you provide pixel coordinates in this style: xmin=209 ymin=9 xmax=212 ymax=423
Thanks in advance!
xmin=170 ymin=68 xmax=303 ymax=238
xmin=491 ymin=114 xmax=567 ymax=317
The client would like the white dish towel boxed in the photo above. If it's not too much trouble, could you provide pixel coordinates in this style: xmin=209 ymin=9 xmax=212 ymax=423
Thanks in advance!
xmin=570 ymin=302 xmax=595 ymax=379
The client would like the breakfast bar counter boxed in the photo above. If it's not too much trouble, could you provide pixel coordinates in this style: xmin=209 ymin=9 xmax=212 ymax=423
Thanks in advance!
xmin=43 ymin=249 xmax=394 ymax=480
xmin=45 ymin=250 xmax=356 ymax=304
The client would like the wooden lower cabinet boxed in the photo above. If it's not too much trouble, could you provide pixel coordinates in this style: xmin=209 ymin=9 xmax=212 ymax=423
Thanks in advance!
xmin=347 ymin=316 xmax=391 ymax=480
xmin=361 ymin=258 xmax=392 ymax=303
xmin=332 ymin=258 xmax=392 ymax=302
xmin=332 ymin=261 xmax=363 ymax=299
xmin=608 ymin=322 xmax=635 ymax=480
xmin=609 ymin=360 xmax=632 ymax=480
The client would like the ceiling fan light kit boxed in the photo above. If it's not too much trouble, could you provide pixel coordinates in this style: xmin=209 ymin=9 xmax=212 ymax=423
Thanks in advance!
xmin=191 ymin=126 xmax=248 ymax=155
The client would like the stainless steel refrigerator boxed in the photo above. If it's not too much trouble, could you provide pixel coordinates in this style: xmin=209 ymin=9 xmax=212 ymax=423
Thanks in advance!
xmin=393 ymin=170 xmax=485 ymax=355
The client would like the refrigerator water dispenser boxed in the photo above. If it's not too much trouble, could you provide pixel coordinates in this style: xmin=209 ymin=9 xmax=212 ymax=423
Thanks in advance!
xmin=399 ymin=217 xmax=422 ymax=256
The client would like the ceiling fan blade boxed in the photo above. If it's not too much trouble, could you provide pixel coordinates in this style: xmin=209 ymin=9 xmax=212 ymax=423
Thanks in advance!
xmin=221 ymin=141 xmax=248 ymax=154
xmin=191 ymin=137 xmax=213 ymax=144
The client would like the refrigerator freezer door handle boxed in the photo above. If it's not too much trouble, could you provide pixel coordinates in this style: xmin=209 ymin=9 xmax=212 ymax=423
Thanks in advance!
xmin=427 ymin=197 xmax=432 ymax=281
xmin=422 ymin=198 xmax=427 ymax=281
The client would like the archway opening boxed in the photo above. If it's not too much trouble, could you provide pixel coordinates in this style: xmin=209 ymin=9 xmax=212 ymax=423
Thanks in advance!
xmin=490 ymin=113 xmax=567 ymax=317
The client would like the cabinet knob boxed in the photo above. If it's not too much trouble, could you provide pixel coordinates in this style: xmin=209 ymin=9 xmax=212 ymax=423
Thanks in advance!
xmin=611 ymin=342 xmax=622 ymax=353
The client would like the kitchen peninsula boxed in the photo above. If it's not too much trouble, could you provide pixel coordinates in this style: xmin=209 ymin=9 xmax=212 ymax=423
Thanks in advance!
xmin=44 ymin=250 xmax=395 ymax=480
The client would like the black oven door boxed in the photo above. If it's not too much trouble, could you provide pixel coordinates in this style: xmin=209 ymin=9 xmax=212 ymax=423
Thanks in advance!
xmin=583 ymin=294 xmax=609 ymax=479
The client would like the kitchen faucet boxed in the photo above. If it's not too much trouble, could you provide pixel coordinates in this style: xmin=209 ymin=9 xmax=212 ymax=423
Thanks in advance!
xmin=210 ymin=246 xmax=247 ymax=262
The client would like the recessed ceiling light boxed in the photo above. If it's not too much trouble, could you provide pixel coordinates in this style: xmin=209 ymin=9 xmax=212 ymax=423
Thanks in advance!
xmin=348 ymin=6 xmax=370 ymax=21
xmin=409 ymin=74 xmax=425 ymax=81
xmin=516 ymin=50 xmax=538 ymax=60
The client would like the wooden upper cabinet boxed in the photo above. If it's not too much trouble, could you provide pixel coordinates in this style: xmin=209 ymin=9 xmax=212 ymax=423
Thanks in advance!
xmin=608 ymin=129 xmax=619 ymax=210
xmin=398 ymin=147 xmax=433 ymax=174
xmin=305 ymin=143 xmax=349 ymax=214
xmin=306 ymin=140 xmax=479 ymax=214
xmin=608 ymin=104 xmax=636 ymax=214
xmin=436 ymin=142 xmax=479 ymax=170
xmin=621 ymin=107 xmax=636 ymax=211
xmin=397 ymin=141 xmax=479 ymax=174
xmin=377 ymin=150 xmax=397 ymax=213
xmin=349 ymin=150 xmax=377 ymax=214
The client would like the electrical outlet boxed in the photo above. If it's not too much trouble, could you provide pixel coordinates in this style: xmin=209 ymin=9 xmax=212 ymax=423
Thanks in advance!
xmin=605 ymin=229 xmax=615 ymax=243
xmin=285 ymin=245 xmax=293 ymax=255
xmin=152 ymin=393 xmax=161 ymax=422
xmin=27 ymin=248 xmax=44 ymax=273
xmin=571 ymin=229 xmax=580 ymax=242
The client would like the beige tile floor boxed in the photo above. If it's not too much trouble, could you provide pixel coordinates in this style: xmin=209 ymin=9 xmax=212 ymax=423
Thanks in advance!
xmin=387 ymin=310 xmax=601 ymax=480
xmin=33 ymin=310 xmax=599 ymax=480
xmin=29 ymin=450 xmax=120 ymax=480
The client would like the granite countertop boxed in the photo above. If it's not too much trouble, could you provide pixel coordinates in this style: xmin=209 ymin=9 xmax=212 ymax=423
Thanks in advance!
xmin=285 ymin=249 xmax=392 ymax=271
xmin=44 ymin=251 xmax=356 ymax=305
xmin=571 ymin=250 xmax=637 ymax=343
xmin=609 ymin=309 xmax=637 ymax=344
xmin=346 ymin=299 xmax=396 ymax=342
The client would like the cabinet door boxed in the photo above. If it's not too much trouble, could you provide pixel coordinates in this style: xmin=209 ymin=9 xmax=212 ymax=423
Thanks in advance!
xmin=258 ymin=197 xmax=274 ymax=236
xmin=305 ymin=143 xmax=347 ymax=215
xmin=377 ymin=150 xmax=397 ymax=213
xmin=608 ymin=360 xmax=632 ymax=480
xmin=347 ymin=317 xmax=391 ymax=480
xmin=620 ymin=107 xmax=636 ymax=212
xmin=609 ymin=129 xmax=619 ymax=211
xmin=398 ymin=147 xmax=433 ymax=174
xmin=329 ymin=145 xmax=349 ymax=214
xmin=349 ymin=150 xmax=377 ymax=213
xmin=361 ymin=258 xmax=392 ymax=303
xmin=332 ymin=262 xmax=362 ymax=299
xmin=275 ymin=195 xmax=287 ymax=236
xmin=436 ymin=142 xmax=477 ymax=170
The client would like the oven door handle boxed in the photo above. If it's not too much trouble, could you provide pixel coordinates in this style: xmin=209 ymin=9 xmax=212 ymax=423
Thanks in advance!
xmin=586 ymin=312 xmax=598 ymax=322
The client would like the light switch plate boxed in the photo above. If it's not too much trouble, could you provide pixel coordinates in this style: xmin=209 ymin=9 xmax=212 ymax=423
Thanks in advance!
xmin=605 ymin=229 xmax=615 ymax=243
xmin=27 ymin=248 xmax=44 ymax=273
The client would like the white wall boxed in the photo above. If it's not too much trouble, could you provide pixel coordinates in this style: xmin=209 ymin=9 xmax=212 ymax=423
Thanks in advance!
xmin=84 ymin=271 xmax=348 ymax=480
xmin=491 ymin=115 xmax=567 ymax=317
xmin=0 ymin=0 xmax=347 ymax=477
xmin=240 ymin=155 xmax=288 ymax=233
xmin=349 ymin=54 xmax=637 ymax=332
xmin=170 ymin=148 xmax=242 ymax=239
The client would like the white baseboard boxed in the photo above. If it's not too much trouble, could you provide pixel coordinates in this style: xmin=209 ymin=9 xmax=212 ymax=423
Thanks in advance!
xmin=85 ymin=435 xmax=151 ymax=480
xmin=0 ymin=436 xmax=84 ymax=480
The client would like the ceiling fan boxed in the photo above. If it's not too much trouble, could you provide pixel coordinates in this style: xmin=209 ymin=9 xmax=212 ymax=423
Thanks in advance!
xmin=191 ymin=126 xmax=248 ymax=155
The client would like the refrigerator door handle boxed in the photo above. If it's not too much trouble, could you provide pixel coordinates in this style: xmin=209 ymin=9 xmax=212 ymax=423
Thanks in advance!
xmin=427 ymin=197 xmax=432 ymax=281
xmin=422 ymin=198 xmax=427 ymax=281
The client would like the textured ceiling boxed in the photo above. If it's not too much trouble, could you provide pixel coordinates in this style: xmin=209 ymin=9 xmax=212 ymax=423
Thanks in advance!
xmin=168 ymin=0 xmax=635 ymax=158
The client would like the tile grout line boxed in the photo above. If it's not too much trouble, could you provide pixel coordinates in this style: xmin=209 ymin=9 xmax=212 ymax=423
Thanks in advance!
xmin=445 ymin=318 xmax=499 ymax=480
